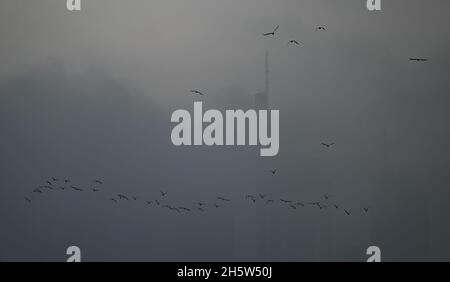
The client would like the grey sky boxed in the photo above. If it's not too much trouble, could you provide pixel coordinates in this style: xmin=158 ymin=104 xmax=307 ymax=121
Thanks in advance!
xmin=1 ymin=0 xmax=450 ymax=261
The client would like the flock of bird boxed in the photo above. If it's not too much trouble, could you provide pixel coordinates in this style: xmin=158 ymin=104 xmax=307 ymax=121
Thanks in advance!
xmin=23 ymin=23 xmax=431 ymax=219
xmin=24 ymin=173 xmax=370 ymax=217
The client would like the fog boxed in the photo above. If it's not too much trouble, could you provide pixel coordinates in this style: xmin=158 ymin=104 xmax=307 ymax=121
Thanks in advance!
xmin=1 ymin=0 xmax=450 ymax=261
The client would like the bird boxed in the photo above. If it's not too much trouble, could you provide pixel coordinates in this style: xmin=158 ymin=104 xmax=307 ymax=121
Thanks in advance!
xmin=214 ymin=204 xmax=220 ymax=209
xmin=117 ymin=194 xmax=129 ymax=201
xmin=333 ymin=204 xmax=340 ymax=209
xmin=146 ymin=201 xmax=152 ymax=205
xmin=263 ymin=25 xmax=279 ymax=36
xmin=94 ymin=180 xmax=103 ymax=185
xmin=198 ymin=207 xmax=205 ymax=212
xmin=281 ymin=199 xmax=293 ymax=204
xmin=344 ymin=209 xmax=351 ymax=216
xmin=132 ymin=196 xmax=138 ymax=201
xmin=270 ymin=169 xmax=277 ymax=175
xmin=155 ymin=200 xmax=161 ymax=206
xmin=318 ymin=204 xmax=327 ymax=210
xmin=289 ymin=204 xmax=297 ymax=210
xmin=217 ymin=197 xmax=231 ymax=202
xmin=160 ymin=190 xmax=167 ymax=197
xmin=323 ymin=195 xmax=330 ymax=200
xmin=316 ymin=26 xmax=326 ymax=31
xmin=24 ymin=197 xmax=32 ymax=203
xmin=190 ymin=90 xmax=204 ymax=96
xmin=287 ymin=40 xmax=301 ymax=46
xmin=197 ymin=202 xmax=206 ymax=207
xmin=59 ymin=187 xmax=66 ymax=191
xmin=179 ymin=207 xmax=192 ymax=212
xmin=110 ymin=198 xmax=118 ymax=204
xmin=64 ymin=179 xmax=71 ymax=183
xmin=321 ymin=142 xmax=335 ymax=148
xmin=33 ymin=188 xmax=43 ymax=194
xmin=363 ymin=207 xmax=369 ymax=213
xmin=71 ymin=186 xmax=84 ymax=192
xmin=409 ymin=58 xmax=428 ymax=62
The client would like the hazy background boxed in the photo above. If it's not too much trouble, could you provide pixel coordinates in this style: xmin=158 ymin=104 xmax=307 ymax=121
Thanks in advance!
xmin=1 ymin=0 xmax=450 ymax=261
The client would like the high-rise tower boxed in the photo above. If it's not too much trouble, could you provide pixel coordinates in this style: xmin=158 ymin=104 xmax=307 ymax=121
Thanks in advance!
xmin=255 ymin=51 xmax=269 ymax=109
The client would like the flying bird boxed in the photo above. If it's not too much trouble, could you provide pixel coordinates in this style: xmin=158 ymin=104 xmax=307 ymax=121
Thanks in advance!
xmin=33 ymin=188 xmax=43 ymax=194
xmin=45 ymin=181 xmax=52 ymax=186
xmin=281 ymin=199 xmax=293 ymax=204
xmin=160 ymin=190 xmax=168 ymax=197
xmin=190 ymin=90 xmax=205 ymax=96
xmin=323 ymin=195 xmax=330 ymax=200
xmin=217 ymin=197 xmax=231 ymax=202
xmin=333 ymin=204 xmax=340 ymax=209
xmin=287 ymin=40 xmax=301 ymax=46
xmin=321 ymin=142 xmax=335 ymax=148
xmin=94 ymin=180 xmax=103 ymax=185
xmin=146 ymin=201 xmax=152 ymax=205
xmin=118 ymin=194 xmax=129 ymax=201
xmin=409 ymin=58 xmax=428 ymax=62
xmin=110 ymin=198 xmax=118 ymax=204
xmin=64 ymin=179 xmax=71 ymax=183
xmin=363 ymin=207 xmax=369 ymax=213
xmin=316 ymin=26 xmax=326 ymax=31
xmin=344 ymin=209 xmax=351 ymax=216
xmin=71 ymin=186 xmax=84 ymax=192
xmin=263 ymin=25 xmax=279 ymax=36
xmin=270 ymin=169 xmax=277 ymax=175
xmin=289 ymin=204 xmax=297 ymax=210
xmin=24 ymin=197 xmax=32 ymax=203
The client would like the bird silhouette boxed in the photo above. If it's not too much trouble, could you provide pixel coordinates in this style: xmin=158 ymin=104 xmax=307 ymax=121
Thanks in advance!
xmin=344 ymin=209 xmax=351 ymax=216
xmin=263 ymin=25 xmax=279 ymax=36
xmin=363 ymin=207 xmax=369 ymax=213
xmin=155 ymin=200 xmax=162 ymax=206
xmin=287 ymin=40 xmax=301 ymax=46
xmin=198 ymin=202 xmax=206 ymax=206
xmin=316 ymin=26 xmax=326 ymax=31
xmin=146 ymin=201 xmax=152 ymax=205
xmin=217 ymin=197 xmax=231 ymax=202
xmin=160 ymin=190 xmax=168 ymax=197
xmin=33 ymin=188 xmax=43 ymax=194
xmin=190 ymin=90 xmax=204 ymax=96
xmin=270 ymin=169 xmax=277 ymax=175
xmin=24 ymin=197 xmax=32 ymax=203
xmin=198 ymin=207 xmax=205 ymax=212
xmin=333 ymin=204 xmax=340 ymax=209
xmin=64 ymin=179 xmax=71 ymax=183
xmin=409 ymin=58 xmax=428 ymax=62
xmin=118 ymin=194 xmax=129 ymax=201
xmin=71 ymin=186 xmax=84 ymax=192
xmin=214 ymin=204 xmax=220 ymax=209
xmin=94 ymin=180 xmax=103 ymax=185
xmin=179 ymin=207 xmax=192 ymax=212
xmin=324 ymin=195 xmax=330 ymax=200
xmin=110 ymin=198 xmax=118 ymax=204
xmin=321 ymin=142 xmax=335 ymax=148
xmin=281 ymin=199 xmax=293 ymax=204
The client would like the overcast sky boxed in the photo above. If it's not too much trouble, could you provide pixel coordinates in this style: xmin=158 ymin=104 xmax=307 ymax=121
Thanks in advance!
xmin=1 ymin=0 xmax=450 ymax=261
